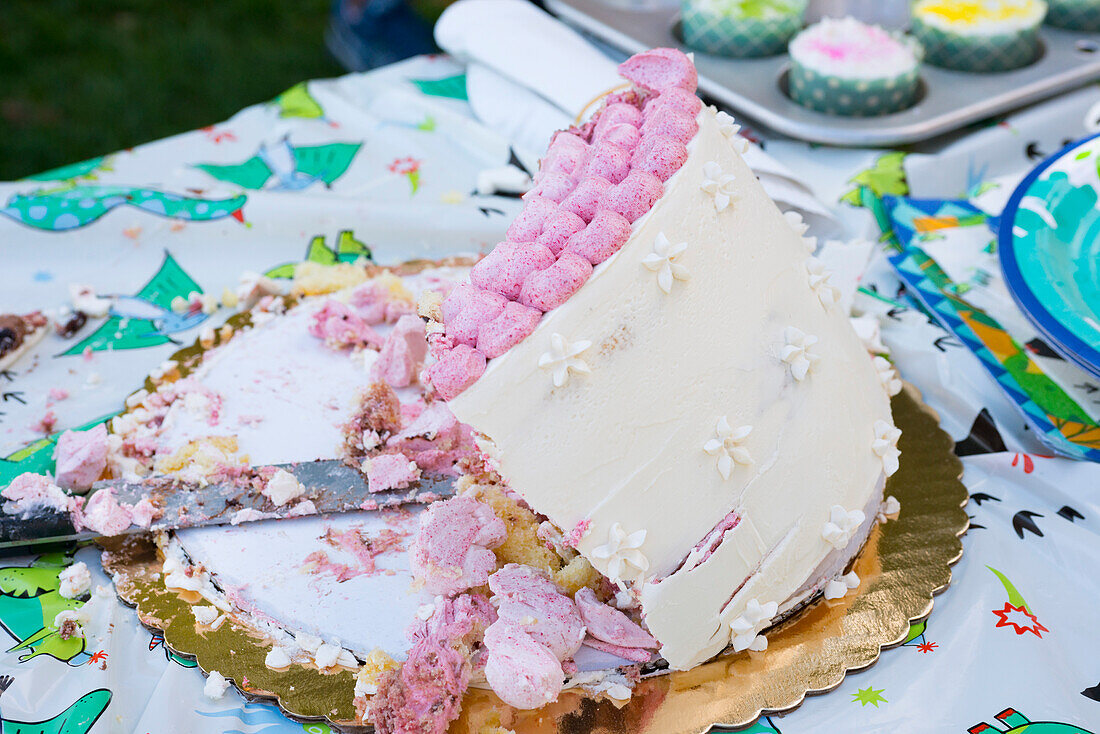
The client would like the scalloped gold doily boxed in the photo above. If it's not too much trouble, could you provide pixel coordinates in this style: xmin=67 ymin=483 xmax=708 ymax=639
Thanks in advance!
xmin=100 ymin=382 xmax=966 ymax=733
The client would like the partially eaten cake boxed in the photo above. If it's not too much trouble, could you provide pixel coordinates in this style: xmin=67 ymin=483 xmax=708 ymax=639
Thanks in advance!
xmin=371 ymin=48 xmax=903 ymax=732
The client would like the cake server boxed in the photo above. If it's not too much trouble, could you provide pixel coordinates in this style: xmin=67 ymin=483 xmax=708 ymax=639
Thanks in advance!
xmin=0 ymin=458 xmax=454 ymax=551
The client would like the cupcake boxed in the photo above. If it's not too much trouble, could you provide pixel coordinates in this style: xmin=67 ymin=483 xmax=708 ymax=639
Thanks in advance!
xmin=1046 ymin=0 xmax=1100 ymax=31
xmin=681 ymin=0 xmax=808 ymax=57
xmin=911 ymin=0 xmax=1048 ymax=73
xmin=787 ymin=17 xmax=923 ymax=117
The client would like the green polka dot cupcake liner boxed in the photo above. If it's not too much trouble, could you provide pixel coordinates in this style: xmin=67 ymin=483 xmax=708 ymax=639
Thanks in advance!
xmin=787 ymin=61 xmax=921 ymax=117
xmin=680 ymin=0 xmax=806 ymax=57
xmin=910 ymin=15 xmax=1043 ymax=72
xmin=1046 ymin=0 xmax=1100 ymax=31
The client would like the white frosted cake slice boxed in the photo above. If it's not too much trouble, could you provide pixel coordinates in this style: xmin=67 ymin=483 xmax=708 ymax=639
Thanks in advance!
xmin=370 ymin=47 xmax=902 ymax=732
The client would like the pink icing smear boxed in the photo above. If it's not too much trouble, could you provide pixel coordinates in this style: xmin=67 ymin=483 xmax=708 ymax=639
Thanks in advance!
xmin=427 ymin=48 xmax=700 ymax=400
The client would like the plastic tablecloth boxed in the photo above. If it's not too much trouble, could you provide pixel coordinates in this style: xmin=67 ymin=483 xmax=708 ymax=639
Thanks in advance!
xmin=0 ymin=55 xmax=1098 ymax=733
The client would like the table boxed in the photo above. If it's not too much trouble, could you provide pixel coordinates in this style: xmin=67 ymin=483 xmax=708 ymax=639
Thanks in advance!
xmin=1 ymin=54 xmax=1097 ymax=733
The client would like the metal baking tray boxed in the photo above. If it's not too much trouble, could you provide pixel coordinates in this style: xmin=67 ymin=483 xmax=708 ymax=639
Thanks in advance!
xmin=545 ymin=0 xmax=1100 ymax=147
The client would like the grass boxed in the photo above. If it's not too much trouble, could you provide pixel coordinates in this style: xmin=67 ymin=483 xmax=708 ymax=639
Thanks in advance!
xmin=0 ymin=0 xmax=345 ymax=179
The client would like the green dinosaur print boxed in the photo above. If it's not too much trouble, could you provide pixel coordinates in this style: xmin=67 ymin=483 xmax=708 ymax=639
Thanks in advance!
xmin=61 ymin=251 xmax=208 ymax=356
xmin=272 ymin=82 xmax=324 ymax=120
xmin=1 ymin=184 xmax=246 ymax=232
xmin=0 ymin=415 xmax=115 ymax=488
xmin=265 ymin=230 xmax=373 ymax=279
xmin=0 ymin=686 xmax=111 ymax=734
xmin=967 ymin=706 xmax=1093 ymax=733
xmin=0 ymin=554 xmax=89 ymax=664
xmin=841 ymin=152 xmax=910 ymax=207
xmin=23 ymin=157 xmax=109 ymax=183
xmin=410 ymin=74 xmax=468 ymax=101
xmin=194 ymin=140 xmax=361 ymax=191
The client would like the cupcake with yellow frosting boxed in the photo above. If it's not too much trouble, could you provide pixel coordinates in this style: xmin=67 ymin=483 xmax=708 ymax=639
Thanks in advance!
xmin=911 ymin=0 xmax=1048 ymax=73
xmin=1046 ymin=0 xmax=1100 ymax=31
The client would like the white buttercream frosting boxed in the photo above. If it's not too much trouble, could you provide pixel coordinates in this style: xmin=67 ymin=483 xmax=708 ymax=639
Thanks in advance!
xmin=538 ymin=333 xmax=592 ymax=388
xmin=448 ymin=108 xmax=892 ymax=670
xmin=643 ymin=232 xmax=691 ymax=294
xmin=703 ymin=417 xmax=753 ymax=480
xmin=821 ymin=505 xmax=866 ymax=549
xmin=700 ymin=161 xmax=736 ymax=212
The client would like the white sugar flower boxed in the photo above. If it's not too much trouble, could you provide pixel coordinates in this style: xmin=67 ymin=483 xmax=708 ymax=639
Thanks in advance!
xmin=538 ymin=333 xmax=592 ymax=388
xmin=871 ymin=356 xmax=903 ymax=396
xmin=701 ymin=162 xmax=737 ymax=212
xmin=805 ymin=257 xmax=839 ymax=310
xmin=780 ymin=327 xmax=820 ymax=381
xmin=729 ymin=598 xmax=778 ymax=652
xmin=716 ymin=111 xmax=741 ymax=140
xmin=643 ymin=232 xmax=690 ymax=294
xmin=823 ymin=571 xmax=860 ymax=600
xmin=821 ymin=505 xmax=866 ymax=549
xmin=877 ymin=495 xmax=901 ymax=523
xmin=703 ymin=417 xmax=753 ymax=480
xmin=872 ymin=420 xmax=902 ymax=476
xmin=591 ymin=523 xmax=649 ymax=583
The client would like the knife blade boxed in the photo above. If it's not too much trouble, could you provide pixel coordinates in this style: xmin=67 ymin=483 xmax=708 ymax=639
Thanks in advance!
xmin=0 ymin=459 xmax=454 ymax=551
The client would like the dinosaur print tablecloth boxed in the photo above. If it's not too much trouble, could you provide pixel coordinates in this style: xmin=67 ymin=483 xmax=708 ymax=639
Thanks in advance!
xmin=0 ymin=54 xmax=1098 ymax=733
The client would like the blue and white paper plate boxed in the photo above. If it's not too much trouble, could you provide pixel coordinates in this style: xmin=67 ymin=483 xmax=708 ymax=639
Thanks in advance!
xmin=999 ymin=132 xmax=1100 ymax=379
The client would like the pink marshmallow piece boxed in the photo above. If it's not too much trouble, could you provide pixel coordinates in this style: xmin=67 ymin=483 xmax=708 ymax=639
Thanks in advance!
xmin=446 ymin=284 xmax=507 ymax=347
xmin=631 ymin=134 xmax=690 ymax=182
xmin=476 ymin=302 xmax=542 ymax=358
xmin=618 ymin=47 xmax=698 ymax=94
xmin=484 ymin=621 xmax=565 ymax=710
xmin=53 ymin=423 xmax=108 ymax=491
xmin=506 ymin=196 xmax=557 ymax=242
xmin=523 ymin=171 xmax=576 ymax=204
xmin=600 ymin=170 xmax=664 ymax=223
xmin=469 ymin=241 xmax=556 ymax=300
xmin=426 ymin=344 xmax=486 ymax=400
xmin=371 ymin=315 xmax=429 ymax=388
xmin=519 ymin=252 xmax=593 ymax=311
xmin=581 ymin=142 xmax=631 ymax=184
xmin=561 ymin=176 xmax=612 ymax=223
xmin=365 ymin=452 xmax=421 ymax=492
xmin=574 ymin=587 xmax=659 ymax=649
xmin=646 ymin=87 xmax=703 ymax=117
xmin=409 ymin=495 xmax=506 ymax=596
xmin=564 ymin=210 xmax=631 ymax=266
xmin=534 ymin=210 xmax=586 ymax=255
xmin=640 ymin=107 xmax=699 ymax=145
xmin=594 ymin=122 xmax=642 ymax=152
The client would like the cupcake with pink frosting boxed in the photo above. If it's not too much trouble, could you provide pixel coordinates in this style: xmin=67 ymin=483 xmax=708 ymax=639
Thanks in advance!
xmin=787 ymin=16 xmax=923 ymax=117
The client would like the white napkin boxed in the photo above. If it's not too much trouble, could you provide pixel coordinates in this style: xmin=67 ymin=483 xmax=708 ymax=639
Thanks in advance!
xmin=435 ymin=0 xmax=841 ymax=231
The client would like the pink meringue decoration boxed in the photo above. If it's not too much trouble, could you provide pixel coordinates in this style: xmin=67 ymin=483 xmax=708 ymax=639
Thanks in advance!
xmin=519 ymin=252 xmax=593 ymax=311
xmin=440 ymin=283 xmax=475 ymax=323
xmin=364 ymin=452 xmax=421 ymax=492
xmin=538 ymin=132 xmax=589 ymax=182
xmin=488 ymin=564 xmax=586 ymax=662
xmin=371 ymin=638 xmax=469 ymax=734
xmin=523 ymin=172 xmax=575 ymax=204
xmin=371 ymin=315 xmax=429 ymax=388
xmin=483 ymin=622 xmax=565 ymax=710
xmin=469 ymin=241 xmax=556 ymax=300
xmin=560 ymin=176 xmax=612 ymax=223
xmin=309 ymin=300 xmax=382 ymax=350
xmin=581 ymin=142 xmax=631 ymax=184
xmin=425 ymin=344 xmax=486 ymax=400
xmin=53 ymin=423 xmax=108 ymax=491
xmin=617 ymin=47 xmax=698 ymax=94
xmin=593 ymin=103 xmax=643 ymax=138
xmin=75 ymin=487 xmax=133 ymax=536
xmin=631 ymin=134 xmax=690 ymax=182
xmin=565 ymin=210 xmax=632 ymax=265
xmin=594 ymin=122 xmax=641 ymax=152
xmin=646 ymin=87 xmax=703 ymax=117
xmin=476 ymin=302 xmax=542 ymax=358
xmin=534 ymin=210 xmax=586 ymax=255
xmin=574 ymin=587 xmax=659 ymax=650
xmin=640 ymin=107 xmax=699 ymax=146
xmin=445 ymin=287 xmax=507 ymax=347
xmin=506 ymin=196 xmax=557 ymax=242
xmin=409 ymin=496 xmax=506 ymax=596
xmin=600 ymin=170 xmax=664 ymax=223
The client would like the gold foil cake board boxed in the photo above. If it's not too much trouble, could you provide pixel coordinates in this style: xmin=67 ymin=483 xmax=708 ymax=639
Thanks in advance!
xmin=102 ymin=383 xmax=967 ymax=733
